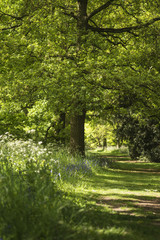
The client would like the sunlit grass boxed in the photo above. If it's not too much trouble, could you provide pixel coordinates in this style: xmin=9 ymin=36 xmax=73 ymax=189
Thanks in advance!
xmin=73 ymin=151 xmax=160 ymax=240
xmin=0 ymin=136 xmax=160 ymax=240
xmin=88 ymin=146 xmax=129 ymax=156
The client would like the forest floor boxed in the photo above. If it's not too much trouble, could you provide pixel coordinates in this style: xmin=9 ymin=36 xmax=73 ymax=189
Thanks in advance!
xmin=75 ymin=153 xmax=160 ymax=240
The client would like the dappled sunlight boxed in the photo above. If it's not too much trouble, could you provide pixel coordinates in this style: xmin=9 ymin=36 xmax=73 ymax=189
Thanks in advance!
xmin=77 ymin=157 xmax=160 ymax=231
xmin=72 ymin=225 xmax=129 ymax=240
xmin=82 ymin=170 xmax=160 ymax=194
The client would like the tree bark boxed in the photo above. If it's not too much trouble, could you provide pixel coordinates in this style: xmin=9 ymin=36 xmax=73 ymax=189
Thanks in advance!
xmin=70 ymin=110 xmax=85 ymax=156
xmin=69 ymin=0 xmax=88 ymax=156
xmin=103 ymin=138 xmax=107 ymax=150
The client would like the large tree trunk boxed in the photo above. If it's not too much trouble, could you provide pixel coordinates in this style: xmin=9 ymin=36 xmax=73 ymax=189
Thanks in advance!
xmin=70 ymin=110 xmax=85 ymax=156
xmin=69 ymin=0 xmax=88 ymax=156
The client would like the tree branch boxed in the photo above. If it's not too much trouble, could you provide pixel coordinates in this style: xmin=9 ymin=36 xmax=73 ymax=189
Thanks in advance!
xmin=88 ymin=19 xmax=127 ymax=46
xmin=0 ymin=10 xmax=28 ymax=20
xmin=2 ymin=24 xmax=22 ymax=31
xmin=139 ymin=84 xmax=160 ymax=97
xmin=59 ymin=5 xmax=77 ymax=19
xmin=87 ymin=17 xmax=160 ymax=33
xmin=87 ymin=0 xmax=115 ymax=20
xmin=62 ymin=11 xmax=78 ymax=19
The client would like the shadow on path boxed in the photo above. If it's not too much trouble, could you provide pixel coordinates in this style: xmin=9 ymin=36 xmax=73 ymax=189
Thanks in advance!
xmin=77 ymin=155 xmax=160 ymax=239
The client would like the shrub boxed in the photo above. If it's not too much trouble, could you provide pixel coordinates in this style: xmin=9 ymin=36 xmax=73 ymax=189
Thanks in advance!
xmin=145 ymin=146 xmax=160 ymax=163
xmin=115 ymin=116 xmax=160 ymax=162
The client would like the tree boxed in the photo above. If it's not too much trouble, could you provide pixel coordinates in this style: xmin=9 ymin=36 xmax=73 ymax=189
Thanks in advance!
xmin=0 ymin=0 xmax=160 ymax=155
xmin=85 ymin=119 xmax=115 ymax=149
xmin=112 ymin=21 xmax=160 ymax=161
xmin=115 ymin=113 xmax=160 ymax=162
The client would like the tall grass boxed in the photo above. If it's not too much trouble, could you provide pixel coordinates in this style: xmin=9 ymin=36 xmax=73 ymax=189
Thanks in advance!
xmin=0 ymin=134 xmax=98 ymax=240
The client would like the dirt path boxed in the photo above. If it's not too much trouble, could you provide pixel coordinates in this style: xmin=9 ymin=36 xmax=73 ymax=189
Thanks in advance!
xmin=97 ymin=195 xmax=160 ymax=225
xmin=96 ymin=157 xmax=160 ymax=226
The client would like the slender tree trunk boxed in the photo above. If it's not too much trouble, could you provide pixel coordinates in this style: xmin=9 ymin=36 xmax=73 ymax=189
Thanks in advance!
xmin=103 ymin=138 xmax=107 ymax=150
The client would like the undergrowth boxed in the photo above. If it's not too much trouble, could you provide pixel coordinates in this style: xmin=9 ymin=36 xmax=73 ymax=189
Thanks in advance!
xmin=0 ymin=134 xmax=99 ymax=240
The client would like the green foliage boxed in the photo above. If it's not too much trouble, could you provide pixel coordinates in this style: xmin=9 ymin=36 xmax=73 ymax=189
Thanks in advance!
xmin=0 ymin=0 xmax=160 ymax=154
xmin=115 ymin=114 xmax=160 ymax=162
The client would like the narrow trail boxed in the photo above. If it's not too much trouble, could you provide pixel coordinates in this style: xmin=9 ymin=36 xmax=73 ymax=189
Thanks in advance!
xmin=88 ymin=156 xmax=160 ymax=226
xmin=108 ymin=158 xmax=159 ymax=222
xmin=76 ymin=155 xmax=160 ymax=239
